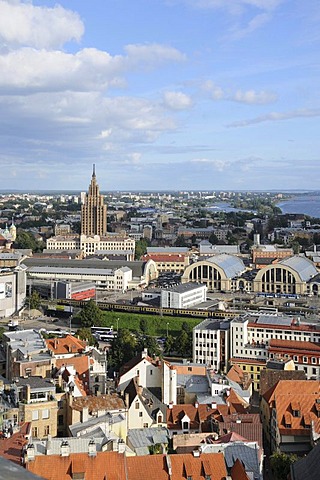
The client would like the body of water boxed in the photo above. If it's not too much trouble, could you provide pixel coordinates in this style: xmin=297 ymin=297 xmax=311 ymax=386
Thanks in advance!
xmin=208 ymin=202 xmax=255 ymax=213
xmin=277 ymin=194 xmax=320 ymax=218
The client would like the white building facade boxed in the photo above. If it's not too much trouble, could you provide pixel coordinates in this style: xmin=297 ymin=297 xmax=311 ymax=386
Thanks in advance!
xmin=161 ymin=283 xmax=207 ymax=309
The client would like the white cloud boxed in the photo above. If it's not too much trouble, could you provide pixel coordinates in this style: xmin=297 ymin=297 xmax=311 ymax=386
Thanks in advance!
xmin=0 ymin=44 xmax=185 ymax=94
xmin=163 ymin=91 xmax=193 ymax=110
xmin=124 ymin=43 xmax=186 ymax=67
xmin=228 ymin=108 xmax=320 ymax=127
xmin=170 ymin=0 xmax=283 ymax=13
xmin=202 ymin=80 xmax=225 ymax=100
xmin=201 ymin=80 xmax=276 ymax=105
xmin=233 ymin=89 xmax=277 ymax=104
xmin=191 ymin=158 xmax=230 ymax=171
xmin=227 ymin=12 xmax=271 ymax=40
xmin=0 ymin=0 xmax=84 ymax=49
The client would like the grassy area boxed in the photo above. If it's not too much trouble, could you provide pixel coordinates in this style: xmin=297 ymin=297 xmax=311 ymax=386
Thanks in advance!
xmin=100 ymin=311 xmax=202 ymax=337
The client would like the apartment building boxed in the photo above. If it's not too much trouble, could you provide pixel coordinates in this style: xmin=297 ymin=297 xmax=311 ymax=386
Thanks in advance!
xmin=193 ymin=319 xmax=231 ymax=372
xmin=229 ymin=312 xmax=320 ymax=388
xmin=161 ymin=282 xmax=207 ymax=309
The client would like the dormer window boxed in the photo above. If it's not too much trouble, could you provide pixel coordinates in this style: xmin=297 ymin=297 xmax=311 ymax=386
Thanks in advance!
xmin=292 ymin=409 xmax=300 ymax=418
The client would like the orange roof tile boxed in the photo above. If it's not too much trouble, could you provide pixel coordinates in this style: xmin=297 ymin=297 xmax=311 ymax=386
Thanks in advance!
xmin=27 ymin=451 xmax=228 ymax=480
xmin=0 ymin=423 xmax=30 ymax=465
xmin=71 ymin=394 xmax=125 ymax=413
xmin=231 ymin=459 xmax=250 ymax=480
xmin=46 ymin=335 xmax=86 ymax=356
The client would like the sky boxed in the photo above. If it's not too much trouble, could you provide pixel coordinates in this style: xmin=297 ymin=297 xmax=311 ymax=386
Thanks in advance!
xmin=0 ymin=0 xmax=320 ymax=192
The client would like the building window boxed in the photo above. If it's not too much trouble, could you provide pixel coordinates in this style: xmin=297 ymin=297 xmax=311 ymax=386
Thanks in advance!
xmin=42 ymin=409 xmax=49 ymax=419
xmin=303 ymin=357 xmax=308 ymax=363
xmin=135 ymin=401 xmax=139 ymax=409
xmin=312 ymin=357 xmax=317 ymax=364
xmin=32 ymin=410 xmax=39 ymax=421
xmin=150 ymin=370 xmax=153 ymax=375
xmin=44 ymin=426 xmax=50 ymax=436
xmin=32 ymin=427 xmax=38 ymax=437
xmin=143 ymin=423 xmax=148 ymax=428
xmin=139 ymin=412 xmax=143 ymax=417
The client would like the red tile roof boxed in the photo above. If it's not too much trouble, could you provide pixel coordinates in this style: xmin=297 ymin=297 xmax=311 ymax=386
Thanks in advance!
xmin=0 ymin=423 xmax=31 ymax=465
xmin=27 ymin=451 xmax=227 ymax=480
xmin=46 ymin=335 xmax=86 ymax=356
xmin=231 ymin=459 xmax=250 ymax=480
xmin=55 ymin=356 xmax=90 ymax=394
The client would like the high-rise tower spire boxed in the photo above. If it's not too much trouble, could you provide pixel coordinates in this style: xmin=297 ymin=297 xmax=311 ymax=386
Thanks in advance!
xmin=81 ymin=166 xmax=107 ymax=237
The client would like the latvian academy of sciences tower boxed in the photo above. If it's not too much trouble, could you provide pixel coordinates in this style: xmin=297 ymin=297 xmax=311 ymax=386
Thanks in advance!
xmin=81 ymin=164 xmax=107 ymax=236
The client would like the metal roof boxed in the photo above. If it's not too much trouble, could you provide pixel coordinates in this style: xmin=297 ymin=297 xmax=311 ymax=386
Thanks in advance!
xmin=206 ymin=254 xmax=246 ymax=278
xmin=280 ymin=255 xmax=318 ymax=281
xmin=27 ymin=266 xmax=115 ymax=276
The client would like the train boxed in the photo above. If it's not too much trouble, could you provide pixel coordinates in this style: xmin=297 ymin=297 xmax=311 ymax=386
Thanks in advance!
xmin=56 ymin=298 xmax=238 ymax=319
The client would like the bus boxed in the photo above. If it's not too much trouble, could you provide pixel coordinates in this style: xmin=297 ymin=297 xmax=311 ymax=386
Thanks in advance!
xmin=91 ymin=326 xmax=117 ymax=342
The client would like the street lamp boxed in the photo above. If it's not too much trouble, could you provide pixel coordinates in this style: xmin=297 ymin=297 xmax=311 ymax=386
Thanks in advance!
xmin=166 ymin=322 xmax=169 ymax=337
xmin=116 ymin=318 xmax=119 ymax=332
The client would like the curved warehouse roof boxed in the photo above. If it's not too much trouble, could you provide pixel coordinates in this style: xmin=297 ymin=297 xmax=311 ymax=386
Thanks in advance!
xmin=206 ymin=254 xmax=246 ymax=279
xmin=279 ymin=256 xmax=318 ymax=282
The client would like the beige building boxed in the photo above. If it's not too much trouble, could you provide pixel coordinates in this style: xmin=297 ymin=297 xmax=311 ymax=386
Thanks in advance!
xmin=253 ymin=255 xmax=319 ymax=296
xmin=17 ymin=377 xmax=58 ymax=439
xmin=81 ymin=164 xmax=107 ymax=237
xmin=182 ymin=254 xmax=246 ymax=292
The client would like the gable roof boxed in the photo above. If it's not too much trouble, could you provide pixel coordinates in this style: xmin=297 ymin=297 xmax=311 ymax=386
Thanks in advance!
xmin=71 ymin=393 xmax=125 ymax=413
xmin=46 ymin=335 xmax=86 ymax=355
xmin=27 ymin=450 xmax=228 ymax=480
xmin=231 ymin=458 xmax=250 ymax=480
xmin=259 ymin=369 xmax=306 ymax=396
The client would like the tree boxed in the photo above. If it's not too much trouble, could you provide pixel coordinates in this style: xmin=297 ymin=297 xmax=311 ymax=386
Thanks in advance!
xmin=15 ymin=230 xmax=37 ymax=251
xmin=209 ymin=233 xmax=219 ymax=245
xmin=79 ymin=299 xmax=103 ymax=328
xmin=138 ymin=335 xmax=161 ymax=357
xmin=76 ymin=327 xmax=96 ymax=346
xmin=0 ymin=327 xmax=5 ymax=341
xmin=135 ymin=239 xmax=150 ymax=259
xmin=139 ymin=318 xmax=148 ymax=335
xmin=29 ymin=291 xmax=41 ymax=310
xmin=270 ymin=452 xmax=298 ymax=480
xmin=164 ymin=334 xmax=175 ymax=355
xmin=175 ymin=235 xmax=187 ymax=247
xmin=108 ymin=328 xmax=137 ymax=370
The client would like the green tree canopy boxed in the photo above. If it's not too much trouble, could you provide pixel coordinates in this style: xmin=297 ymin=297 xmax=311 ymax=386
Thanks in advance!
xmin=164 ymin=334 xmax=175 ymax=355
xmin=108 ymin=328 xmax=137 ymax=370
xmin=270 ymin=452 xmax=298 ymax=480
xmin=174 ymin=235 xmax=187 ymax=247
xmin=15 ymin=230 xmax=37 ymax=250
xmin=29 ymin=291 xmax=41 ymax=310
xmin=135 ymin=238 xmax=150 ymax=259
xmin=76 ymin=327 xmax=96 ymax=346
xmin=138 ymin=335 xmax=161 ymax=358
xmin=79 ymin=299 xmax=103 ymax=328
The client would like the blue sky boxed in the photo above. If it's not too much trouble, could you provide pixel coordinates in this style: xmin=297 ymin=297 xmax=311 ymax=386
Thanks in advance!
xmin=0 ymin=0 xmax=319 ymax=191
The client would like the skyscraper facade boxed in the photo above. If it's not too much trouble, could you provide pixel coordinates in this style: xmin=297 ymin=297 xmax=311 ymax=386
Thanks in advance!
xmin=81 ymin=165 xmax=107 ymax=236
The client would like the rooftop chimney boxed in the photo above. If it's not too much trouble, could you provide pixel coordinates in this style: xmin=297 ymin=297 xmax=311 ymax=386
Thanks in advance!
xmin=46 ymin=435 xmax=52 ymax=455
xmin=60 ymin=441 xmax=70 ymax=457
xmin=25 ymin=444 xmax=35 ymax=463
xmin=88 ymin=439 xmax=96 ymax=457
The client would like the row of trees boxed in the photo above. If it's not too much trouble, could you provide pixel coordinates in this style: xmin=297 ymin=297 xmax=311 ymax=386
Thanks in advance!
xmin=77 ymin=300 xmax=193 ymax=371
